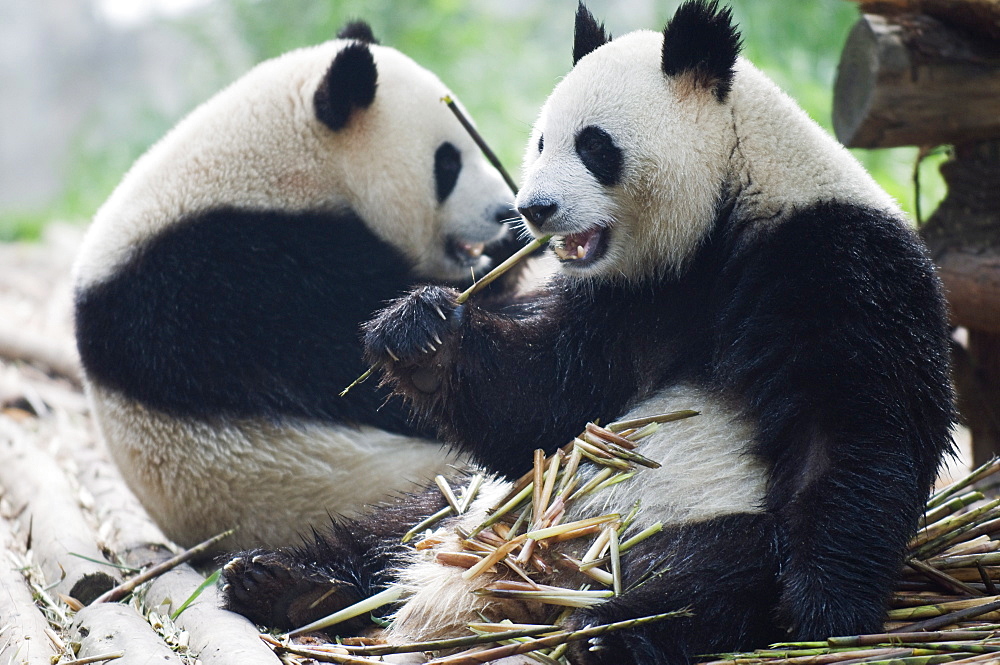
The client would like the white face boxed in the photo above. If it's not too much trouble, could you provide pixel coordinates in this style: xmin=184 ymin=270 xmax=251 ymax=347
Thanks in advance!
xmin=338 ymin=46 xmax=516 ymax=282
xmin=515 ymin=31 xmax=734 ymax=284
xmin=74 ymin=39 xmax=515 ymax=288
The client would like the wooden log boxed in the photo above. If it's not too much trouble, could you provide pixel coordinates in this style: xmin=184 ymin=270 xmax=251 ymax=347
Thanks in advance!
xmin=70 ymin=433 xmax=170 ymax=555
xmin=922 ymin=141 xmax=1000 ymax=464
xmin=833 ymin=13 xmax=1000 ymax=148
xmin=0 ymin=420 xmax=120 ymax=604
xmin=126 ymin=546 xmax=281 ymax=665
xmin=0 ymin=321 xmax=80 ymax=385
xmin=854 ymin=0 xmax=1000 ymax=40
xmin=71 ymin=603 xmax=184 ymax=665
xmin=935 ymin=246 xmax=1000 ymax=333
xmin=0 ymin=515 xmax=60 ymax=665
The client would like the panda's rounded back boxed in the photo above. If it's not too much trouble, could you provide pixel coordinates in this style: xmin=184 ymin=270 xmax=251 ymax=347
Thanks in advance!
xmin=69 ymin=32 xmax=517 ymax=552
xmin=73 ymin=38 xmax=511 ymax=289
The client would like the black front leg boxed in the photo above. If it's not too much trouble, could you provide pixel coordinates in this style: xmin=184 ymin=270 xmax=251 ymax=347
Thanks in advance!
xmin=221 ymin=486 xmax=447 ymax=632
xmin=361 ymin=282 xmax=645 ymax=477
xmin=565 ymin=512 xmax=783 ymax=665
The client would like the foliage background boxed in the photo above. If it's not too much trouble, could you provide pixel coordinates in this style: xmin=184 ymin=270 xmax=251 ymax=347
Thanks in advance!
xmin=1 ymin=0 xmax=946 ymax=240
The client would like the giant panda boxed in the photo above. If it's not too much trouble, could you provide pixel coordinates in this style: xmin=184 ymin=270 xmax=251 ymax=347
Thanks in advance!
xmin=72 ymin=22 xmax=525 ymax=553
xmin=220 ymin=3 xmax=956 ymax=663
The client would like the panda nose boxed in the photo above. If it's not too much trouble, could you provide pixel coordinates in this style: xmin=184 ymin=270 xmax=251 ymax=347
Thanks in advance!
xmin=518 ymin=203 xmax=558 ymax=227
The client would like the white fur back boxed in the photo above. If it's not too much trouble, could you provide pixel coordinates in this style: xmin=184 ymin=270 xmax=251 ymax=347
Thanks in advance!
xmin=87 ymin=383 xmax=468 ymax=550
xmin=73 ymin=40 xmax=511 ymax=288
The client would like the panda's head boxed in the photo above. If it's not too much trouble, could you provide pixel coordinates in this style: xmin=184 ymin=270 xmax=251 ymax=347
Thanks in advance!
xmin=515 ymin=1 xmax=742 ymax=283
xmin=315 ymin=24 xmax=518 ymax=282
xmin=76 ymin=22 xmax=516 ymax=287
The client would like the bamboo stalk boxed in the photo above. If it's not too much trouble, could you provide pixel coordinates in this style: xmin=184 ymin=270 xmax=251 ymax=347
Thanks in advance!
xmin=928 ymin=459 xmax=1000 ymax=510
xmin=605 ymin=410 xmax=699 ymax=432
xmin=341 ymin=234 xmax=551 ymax=396
xmin=907 ymin=559 xmax=986 ymax=597
xmin=889 ymin=598 xmax=1000 ymax=633
xmin=921 ymin=493 xmax=986 ymax=531
xmin=90 ymin=529 xmax=233 ymax=604
xmin=525 ymin=514 xmax=620 ymax=541
xmin=287 ymin=586 xmax=406 ymax=637
xmin=829 ymin=631 xmax=1000 ymax=648
xmin=340 ymin=625 xmax=559 ymax=656
xmin=424 ymin=611 xmax=689 ymax=664
xmin=402 ymin=505 xmax=453 ymax=543
xmin=461 ymin=535 xmax=527 ymax=580
xmin=441 ymin=95 xmax=518 ymax=195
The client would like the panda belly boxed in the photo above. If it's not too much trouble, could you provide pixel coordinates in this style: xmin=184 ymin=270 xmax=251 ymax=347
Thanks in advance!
xmin=386 ymin=383 xmax=768 ymax=643
xmin=88 ymin=384 xmax=468 ymax=551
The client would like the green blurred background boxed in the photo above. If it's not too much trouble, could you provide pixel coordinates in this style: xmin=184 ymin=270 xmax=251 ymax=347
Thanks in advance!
xmin=0 ymin=0 xmax=947 ymax=242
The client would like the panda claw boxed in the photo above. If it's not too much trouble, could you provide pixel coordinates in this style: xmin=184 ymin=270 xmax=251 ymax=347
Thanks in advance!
xmin=387 ymin=348 xmax=400 ymax=362
xmin=432 ymin=333 xmax=443 ymax=345
xmin=433 ymin=304 xmax=447 ymax=321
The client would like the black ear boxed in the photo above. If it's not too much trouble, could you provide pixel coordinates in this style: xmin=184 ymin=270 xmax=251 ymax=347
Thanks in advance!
xmin=661 ymin=0 xmax=741 ymax=102
xmin=573 ymin=2 xmax=611 ymax=65
xmin=314 ymin=43 xmax=378 ymax=131
xmin=337 ymin=20 xmax=379 ymax=45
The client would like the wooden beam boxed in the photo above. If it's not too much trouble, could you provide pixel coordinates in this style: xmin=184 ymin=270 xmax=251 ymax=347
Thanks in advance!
xmin=935 ymin=246 xmax=1000 ymax=333
xmin=833 ymin=13 xmax=1000 ymax=148
xmin=853 ymin=0 xmax=1000 ymax=40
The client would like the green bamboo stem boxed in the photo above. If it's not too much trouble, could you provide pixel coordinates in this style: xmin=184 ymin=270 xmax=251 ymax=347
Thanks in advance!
xmin=921 ymin=492 xmax=986 ymax=531
xmin=441 ymin=95 xmax=518 ymax=195
xmin=829 ymin=631 xmax=1000 ymax=648
xmin=889 ymin=597 xmax=1000 ymax=633
xmin=425 ymin=610 xmax=689 ymax=664
xmin=928 ymin=459 xmax=1000 ymax=510
xmin=338 ymin=626 xmax=560 ymax=656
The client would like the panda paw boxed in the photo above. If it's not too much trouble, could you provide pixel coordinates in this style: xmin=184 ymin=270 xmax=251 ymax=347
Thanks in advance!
xmin=362 ymin=285 xmax=464 ymax=368
xmin=221 ymin=549 xmax=362 ymax=631
xmin=562 ymin=608 xmax=670 ymax=665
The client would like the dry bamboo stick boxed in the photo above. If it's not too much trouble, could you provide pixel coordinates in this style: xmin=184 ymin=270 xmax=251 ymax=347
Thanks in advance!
xmin=70 ymin=603 xmax=184 ymax=664
xmin=0 ymin=321 xmax=81 ymax=384
xmin=91 ymin=530 xmax=232 ymax=604
xmin=0 ymin=420 xmax=119 ymax=604
xmin=907 ymin=559 xmax=986 ymax=597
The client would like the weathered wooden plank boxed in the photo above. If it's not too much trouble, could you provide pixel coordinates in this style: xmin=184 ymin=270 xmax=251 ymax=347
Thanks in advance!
xmin=834 ymin=13 xmax=1000 ymax=148
xmin=0 ymin=419 xmax=119 ymax=604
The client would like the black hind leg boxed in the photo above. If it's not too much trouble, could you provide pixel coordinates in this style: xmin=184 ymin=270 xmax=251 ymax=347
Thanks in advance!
xmin=564 ymin=512 xmax=783 ymax=665
xmin=221 ymin=486 xmax=447 ymax=632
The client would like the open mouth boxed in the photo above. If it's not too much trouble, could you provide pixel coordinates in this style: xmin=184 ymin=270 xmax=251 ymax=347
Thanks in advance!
xmin=447 ymin=238 xmax=487 ymax=267
xmin=552 ymin=226 xmax=608 ymax=265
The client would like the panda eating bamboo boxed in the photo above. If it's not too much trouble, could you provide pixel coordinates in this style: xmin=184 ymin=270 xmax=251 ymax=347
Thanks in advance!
xmin=222 ymin=3 xmax=956 ymax=663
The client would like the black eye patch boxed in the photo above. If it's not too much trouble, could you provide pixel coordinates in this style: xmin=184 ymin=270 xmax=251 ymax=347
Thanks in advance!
xmin=575 ymin=125 xmax=622 ymax=186
xmin=434 ymin=142 xmax=462 ymax=203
